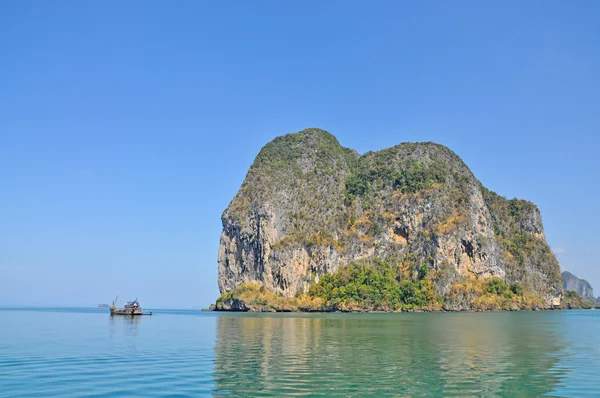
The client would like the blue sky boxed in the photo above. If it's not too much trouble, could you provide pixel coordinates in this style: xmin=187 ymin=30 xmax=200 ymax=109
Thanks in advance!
xmin=1 ymin=1 xmax=598 ymax=308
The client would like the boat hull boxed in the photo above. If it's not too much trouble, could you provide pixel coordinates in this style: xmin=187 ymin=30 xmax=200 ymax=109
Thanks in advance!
xmin=109 ymin=308 xmax=152 ymax=316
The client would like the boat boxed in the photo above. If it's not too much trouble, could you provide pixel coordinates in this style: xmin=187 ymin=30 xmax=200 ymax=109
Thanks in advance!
xmin=109 ymin=296 xmax=152 ymax=316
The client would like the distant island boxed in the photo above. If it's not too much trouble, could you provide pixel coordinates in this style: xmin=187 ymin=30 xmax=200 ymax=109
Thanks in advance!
xmin=212 ymin=129 xmax=594 ymax=312
xmin=562 ymin=271 xmax=599 ymax=305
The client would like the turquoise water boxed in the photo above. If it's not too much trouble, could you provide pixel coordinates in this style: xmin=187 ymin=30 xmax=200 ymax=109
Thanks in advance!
xmin=1 ymin=308 xmax=599 ymax=397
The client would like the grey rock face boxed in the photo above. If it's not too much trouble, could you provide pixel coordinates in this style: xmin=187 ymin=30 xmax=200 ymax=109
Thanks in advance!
xmin=562 ymin=271 xmax=596 ymax=302
xmin=217 ymin=129 xmax=563 ymax=299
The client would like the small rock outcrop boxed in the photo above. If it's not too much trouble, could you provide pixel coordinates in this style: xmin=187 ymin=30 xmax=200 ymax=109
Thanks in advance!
xmin=562 ymin=271 xmax=597 ymax=302
xmin=217 ymin=129 xmax=563 ymax=307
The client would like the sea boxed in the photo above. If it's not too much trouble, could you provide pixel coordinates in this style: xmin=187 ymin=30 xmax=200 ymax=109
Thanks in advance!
xmin=1 ymin=307 xmax=599 ymax=397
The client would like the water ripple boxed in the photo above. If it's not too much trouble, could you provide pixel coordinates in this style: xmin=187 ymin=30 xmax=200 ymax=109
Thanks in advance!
xmin=1 ymin=309 xmax=600 ymax=396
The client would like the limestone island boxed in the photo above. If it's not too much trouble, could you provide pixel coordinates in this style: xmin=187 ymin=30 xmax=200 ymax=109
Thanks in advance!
xmin=211 ymin=129 xmax=594 ymax=312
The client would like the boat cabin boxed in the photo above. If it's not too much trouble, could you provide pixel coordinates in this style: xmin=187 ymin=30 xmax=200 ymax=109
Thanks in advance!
xmin=109 ymin=296 xmax=152 ymax=316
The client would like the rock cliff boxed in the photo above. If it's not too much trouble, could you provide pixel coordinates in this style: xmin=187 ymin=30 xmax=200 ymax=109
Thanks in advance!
xmin=562 ymin=271 xmax=597 ymax=302
xmin=217 ymin=129 xmax=563 ymax=307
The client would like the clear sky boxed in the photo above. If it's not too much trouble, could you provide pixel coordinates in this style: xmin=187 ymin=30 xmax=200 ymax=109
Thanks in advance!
xmin=1 ymin=1 xmax=598 ymax=308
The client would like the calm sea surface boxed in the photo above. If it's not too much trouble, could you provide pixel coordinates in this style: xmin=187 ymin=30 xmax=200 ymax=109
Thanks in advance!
xmin=1 ymin=308 xmax=599 ymax=397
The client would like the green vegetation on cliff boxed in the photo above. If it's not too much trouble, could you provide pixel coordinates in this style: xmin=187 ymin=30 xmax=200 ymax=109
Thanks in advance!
xmin=307 ymin=258 xmax=437 ymax=311
xmin=482 ymin=187 xmax=563 ymax=293
xmin=215 ymin=258 xmax=586 ymax=312
xmin=304 ymin=257 xmax=558 ymax=311
xmin=560 ymin=290 xmax=595 ymax=309
xmin=344 ymin=153 xmax=449 ymax=201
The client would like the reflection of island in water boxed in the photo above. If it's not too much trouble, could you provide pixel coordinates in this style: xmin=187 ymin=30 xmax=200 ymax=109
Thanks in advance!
xmin=213 ymin=313 xmax=569 ymax=396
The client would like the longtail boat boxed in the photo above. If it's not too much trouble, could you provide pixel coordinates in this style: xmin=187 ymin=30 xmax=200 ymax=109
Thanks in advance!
xmin=109 ymin=296 xmax=152 ymax=316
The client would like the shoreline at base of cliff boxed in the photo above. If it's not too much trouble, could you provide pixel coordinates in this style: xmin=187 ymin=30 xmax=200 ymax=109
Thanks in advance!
xmin=209 ymin=281 xmax=595 ymax=314
xmin=207 ymin=302 xmax=595 ymax=313
xmin=207 ymin=305 xmax=591 ymax=313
